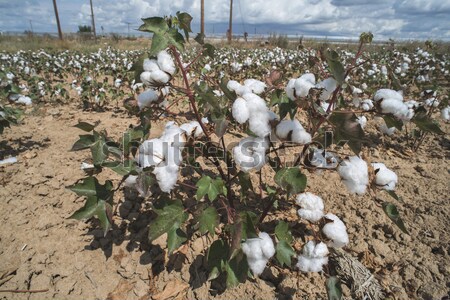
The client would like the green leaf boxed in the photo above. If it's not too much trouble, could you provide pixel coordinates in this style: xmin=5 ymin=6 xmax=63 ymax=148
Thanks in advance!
xmin=275 ymin=221 xmax=293 ymax=243
xmin=71 ymin=134 xmax=95 ymax=151
xmin=274 ymin=168 xmax=307 ymax=194
xmin=74 ymin=121 xmax=97 ymax=132
xmin=139 ymin=17 xmax=168 ymax=34
xmin=211 ymin=113 xmax=228 ymax=138
xmin=326 ymin=276 xmax=343 ymax=300
xmin=325 ymin=50 xmax=345 ymax=84
xmin=383 ymin=114 xmax=403 ymax=130
xmin=148 ymin=199 xmax=188 ymax=242
xmin=207 ymin=239 xmax=229 ymax=281
xmin=220 ymin=78 xmax=237 ymax=101
xmin=68 ymin=177 xmax=98 ymax=197
xmin=382 ymin=202 xmax=408 ymax=234
xmin=225 ymin=252 xmax=248 ymax=287
xmin=241 ymin=211 xmax=258 ymax=239
xmin=194 ymin=33 xmax=205 ymax=45
xmin=385 ymin=190 xmax=403 ymax=202
xmin=412 ymin=110 xmax=445 ymax=135
xmin=199 ymin=207 xmax=219 ymax=235
xmin=123 ymin=127 xmax=144 ymax=157
xmin=132 ymin=53 xmax=148 ymax=83
xmin=203 ymin=44 xmax=215 ymax=58
xmin=102 ymin=160 xmax=138 ymax=176
xmin=275 ymin=240 xmax=295 ymax=267
xmin=167 ymin=228 xmax=188 ymax=254
xmin=139 ymin=17 xmax=185 ymax=55
xmin=90 ymin=137 xmax=107 ymax=166
xmin=195 ymin=176 xmax=226 ymax=201
xmin=238 ymin=172 xmax=253 ymax=200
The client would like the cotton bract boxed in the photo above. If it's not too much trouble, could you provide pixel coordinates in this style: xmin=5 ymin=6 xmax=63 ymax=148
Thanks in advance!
xmin=241 ymin=232 xmax=275 ymax=276
xmin=372 ymin=162 xmax=398 ymax=191
xmin=322 ymin=213 xmax=349 ymax=248
xmin=295 ymin=192 xmax=324 ymax=222
xmin=296 ymin=241 xmax=329 ymax=273
xmin=337 ymin=156 xmax=369 ymax=195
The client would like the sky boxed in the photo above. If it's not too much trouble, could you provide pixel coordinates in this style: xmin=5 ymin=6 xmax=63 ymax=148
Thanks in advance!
xmin=0 ymin=0 xmax=449 ymax=41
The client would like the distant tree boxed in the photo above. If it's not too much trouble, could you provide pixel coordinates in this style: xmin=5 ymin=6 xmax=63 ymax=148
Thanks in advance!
xmin=78 ymin=25 xmax=92 ymax=33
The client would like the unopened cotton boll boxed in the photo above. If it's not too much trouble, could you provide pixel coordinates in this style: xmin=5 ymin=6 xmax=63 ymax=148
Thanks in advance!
xmin=137 ymin=89 xmax=159 ymax=109
xmin=322 ymin=213 xmax=349 ymax=248
xmin=295 ymin=192 xmax=324 ymax=222
xmin=337 ymin=156 xmax=369 ymax=195
xmin=241 ymin=232 xmax=275 ymax=276
xmin=233 ymin=136 xmax=267 ymax=172
xmin=296 ymin=241 xmax=329 ymax=273
xmin=372 ymin=162 xmax=398 ymax=190
xmin=231 ymin=97 xmax=250 ymax=124
xmin=157 ymin=50 xmax=176 ymax=75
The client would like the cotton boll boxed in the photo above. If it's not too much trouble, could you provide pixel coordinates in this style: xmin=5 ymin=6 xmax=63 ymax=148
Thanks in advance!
xmin=337 ymin=156 xmax=369 ymax=195
xmin=322 ymin=213 xmax=349 ymax=248
xmin=380 ymin=99 xmax=410 ymax=120
xmin=16 ymin=96 xmax=32 ymax=105
xmin=180 ymin=121 xmax=204 ymax=138
xmin=380 ymin=123 xmax=396 ymax=136
xmin=441 ymin=106 xmax=449 ymax=122
xmin=157 ymin=50 xmax=176 ymax=75
xmin=233 ymin=137 xmax=267 ymax=172
xmin=296 ymin=241 xmax=329 ymax=272
xmin=143 ymin=58 xmax=160 ymax=72
xmin=316 ymin=78 xmax=337 ymax=101
xmin=294 ymin=74 xmax=316 ymax=97
xmin=291 ymin=129 xmax=312 ymax=144
xmin=248 ymin=113 xmax=271 ymax=137
xmin=310 ymin=149 xmax=338 ymax=169
xmin=149 ymin=69 xmax=171 ymax=85
xmin=356 ymin=116 xmax=367 ymax=129
xmin=153 ymin=164 xmax=179 ymax=193
xmin=236 ymin=85 xmax=252 ymax=96
xmin=276 ymin=120 xmax=311 ymax=144
xmin=243 ymin=93 xmax=268 ymax=113
xmin=124 ymin=175 xmax=138 ymax=188
xmin=295 ymin=192 xmax=324 ymax=222
xmin=259 ymin=232 xmax=276 ymax=258
xmin=286 ymin=78 xmax=296 ymax=100
xmin=140 ymin=71 xmax=152 ymax=85
xmin=138 ymin=89 xmax=159 ymax=109
xmin=424 ymin=98 xmax=439 ymax=108
xmin=276 ymin=120 xmax=296 ymax=139
xmin=361 ymin=99 xmax=374 ymax=111
xmin=227 ymin=80 xmax=242 ymax=92
xmin=138 ymin=138 xmax=165 ymax=168
xmin=372 ymin=162 xmax=398 ymax=190
xmin=241 ymin=232 xmax=275 ymax=276
xmin=244 ymin=79 xmax=266 ymax=94
xmin=161 ymin=122 xmax=186 ymax=147
xmin=374 ymin=89 xmax=403 ymax=102
xmin=232 ymin=98 xmax=250 ymax=124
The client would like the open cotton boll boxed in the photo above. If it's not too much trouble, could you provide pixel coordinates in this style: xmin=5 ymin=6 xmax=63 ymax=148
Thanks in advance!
xmin=338 ymin=156 xmax=369 ymax=195
xmin=295 ymin=192 xmax=324 ymax=222
xmin=310 ymin=149 xmax=338 ymax=169
xmin=380 ymin=123 xmax=396 ymax=136
xmin=361 ymin=99 xmax=374 ymax=111
xmin=138 ymin=89 xmax=159 ymax=109
xmin=153 ymin=164 xmax=179 ymax=193
xmin=380 ymin=99 xmax=411 ymax=121
xmin=296 ymin=241 xmax=329 ymax=273
xmin=235 ymin=85 xmax=252 ymax=96
xmin=16 ymin=96 xmax=32 ymax=105
xmin=249 ymin=112 xmax=271 ymax=138
xmin=322 ymin=213 xmax=349 ymax=248
xmin=241 ymin=232 xmax=275 ymax=276
xmin=374 ymin=89 xmax=403 ymax=102
xmin=227 ymin=80 xmax=242 ymax=92
xmin=294 ymin=73 xmax=316 ymax=98
xmin=441 ymin=106 xmax=449 ymax=122
xmin=244 ymin=79 xmax=266 ymax=94
xmin=243 ymin=93 xmax=268 ymax=113
xmin=180 ymin=121 xmax=204 ymax=138
xmin=356 ymin=116 xmax=367 ymax=129
xmin=286 ymin=78 xmax=296 ymax=100
xmin=149 ymin=69 xmax=171 ymax=85
xmin=140 ymin=71 xmax=152 ymax=85
xmin=157 ymin=50 xmax=176 ymax=75
xmin=231 ymin=97 xmax=250 ymax=124
xmin=276 ymin=120 xmax=311 ymax=144
xmin=138 ymin=138 xmax=165 ymax=168
xmin=161 ymin=123 xmax=186 ymax=147
xmin=143 ymin=58 xmax=160 ymax=72
xmin=233 ymin=136 xmax=267 ymax=172
xmin=372 ymin=163 xmax=398 ymax=190
xmin=424 ymin=98 xmax=439 ymax=108
xmin=316 ymin=77 xmax=337 ymax=101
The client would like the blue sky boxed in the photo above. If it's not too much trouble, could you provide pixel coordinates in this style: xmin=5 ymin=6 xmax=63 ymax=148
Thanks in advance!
xmin=1 ymin=0 xmax=449 ymax=40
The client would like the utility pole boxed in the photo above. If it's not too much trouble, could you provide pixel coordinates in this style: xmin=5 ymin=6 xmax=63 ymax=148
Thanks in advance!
xmin=125 ymin=22 xmax=131 ymax=37
xmin=52 ymin=0 xmax=63 ymax=40
xmin=29 ymin=20 xmax=33 ymax=33
xmin=200 ymin=0 xmax=205 ymax=36
xmin=90 ymin=0 xmax=97 ymax=40
xmin=228 ymin=0 xmax=233 ymax=43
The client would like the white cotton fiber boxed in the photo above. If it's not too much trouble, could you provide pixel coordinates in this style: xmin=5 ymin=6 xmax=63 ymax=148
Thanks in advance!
xmin=249 ymin=113 xmax=271 ymax=137
xmin=295 ymin=192 xmax=324 ymax=222
xmin=244 ymin=79 xmax=266 ymax=94
xmin=161 ymin=122 xmax=186 ymax=147
xmin=310 ymin=149 xmax=338 ymax=169
xmin=275 ymin=119 xmax=311 ymax=144
xmin=138 ymin=138 xmax=165 ymax=168
xmin=372 ymin=162 xmax=398 ymax=191
xmin=285 ymin=79 xmax=296 ymax=100
xmin=149 ymin=69 xmax=171 ymax=85
xmin=157 ymin=50 xmax=176 ymax=75
xmin=227 ymin=80 xmax=242 ymax=92
xmin=143 ymin=58 xmax=160 ymax=72
xmin=0 ymin=157 xmax=18 ymax=165
xmin=241 ymin=232 xmax=275 ymax=276
xmin=361 ymin=99 xmax=374 ymax=111
xmin=137 ymin=89 xmax=159 ymax=109
xmin=316 ymin=77 xmax=337 ymax=101
xmin=180 ymin=121 xmax=204 ymax=138
xmin=374 ymin=89 xmax=403 ymax=102
xmin=124 ymin=175 xmax=138 ymax=188
xmin=153 ymin=164 xmax=179 ymax=193
xmin=322 ymin=213 xmax=349 ymax=248
xmin=243 ymin=93 xmax=268 ymax=113
xmin=380 ymin=123 xmax=396 ymax=136
xmin=356 ymin=116 xmax=367 ymax=129
xmin=441 ymin=106 xmax=449 ymax=122
xmin=296 ymin=241 xmax=329 ymax=273
xmin=140 ymin=71 xmax=152 ymax=85
xmin=233 ymin=136 xmax=267 ymax=172
xmin=337 ymin=156 xmax=369 ymax=195
xmin=380 ymin=98 xmax=411 ymax=121
xmin=294 ymin=73 xmax=316 ymax=98
xmin=235 ymin=85 xmax=252 ymax=96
